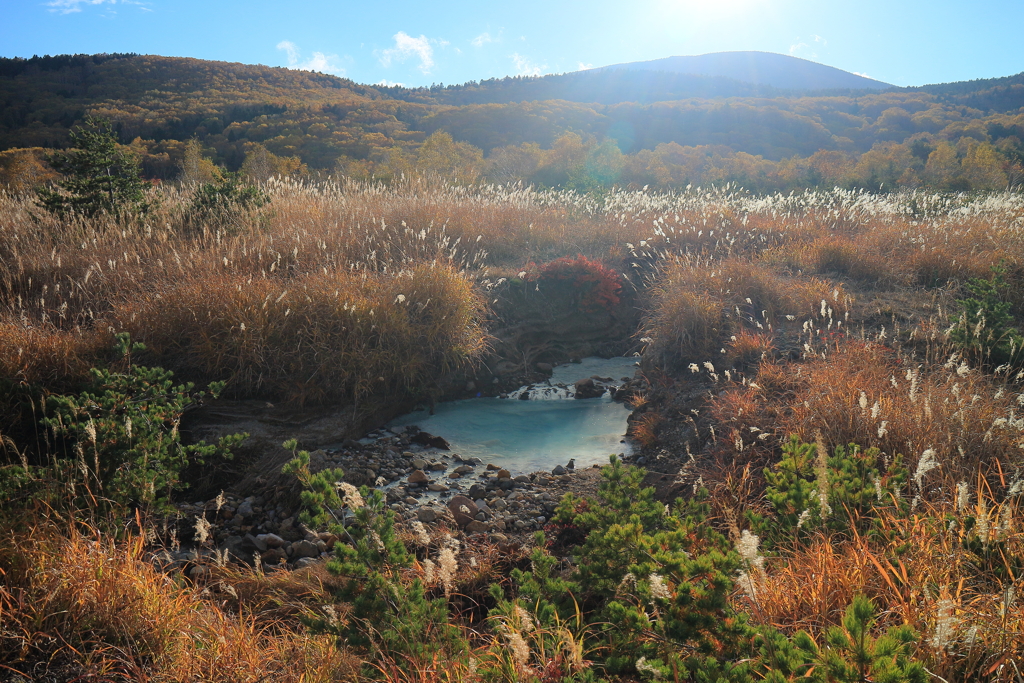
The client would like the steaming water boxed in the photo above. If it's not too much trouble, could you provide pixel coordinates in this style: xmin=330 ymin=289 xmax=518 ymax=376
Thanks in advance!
xmin=387 ymin=357 xmax=639 ymax=474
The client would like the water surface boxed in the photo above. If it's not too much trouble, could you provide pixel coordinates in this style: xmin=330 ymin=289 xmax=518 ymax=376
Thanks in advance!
xmin=388 ymin=357 xmax=638 ymax=474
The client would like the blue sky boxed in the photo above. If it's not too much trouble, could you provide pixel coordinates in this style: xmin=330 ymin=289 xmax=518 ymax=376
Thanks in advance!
xmin=1 ymin=0 xmax=1022 ymax=88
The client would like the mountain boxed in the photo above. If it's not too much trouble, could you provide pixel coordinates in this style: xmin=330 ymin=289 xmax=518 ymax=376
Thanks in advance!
xmin=596 ymin=51 xmax=892 ymax=91
xmin=380 ymin=68 xmax=778 ymax=106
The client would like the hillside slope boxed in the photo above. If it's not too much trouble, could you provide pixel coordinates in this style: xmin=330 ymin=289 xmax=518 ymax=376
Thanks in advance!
xmin=598 ymin=51 xmax=892 ymax=91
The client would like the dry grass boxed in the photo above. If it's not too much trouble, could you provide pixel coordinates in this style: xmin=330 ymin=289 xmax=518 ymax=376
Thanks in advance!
xmin=642 ymin=255 xmax=847 ymax=372
xmin=0 ymin=515 xmax=358 ymax=682
xmin=747 ymin=487 xmax=1024 ymax=682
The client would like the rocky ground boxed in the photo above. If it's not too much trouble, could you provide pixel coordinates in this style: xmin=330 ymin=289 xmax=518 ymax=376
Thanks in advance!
xmin=156 ymin=372 xmax=648 ymax=575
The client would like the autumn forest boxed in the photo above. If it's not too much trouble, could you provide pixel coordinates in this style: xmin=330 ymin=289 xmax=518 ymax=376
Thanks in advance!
xmin=2 ymin=52 xmax=1023 ymax=194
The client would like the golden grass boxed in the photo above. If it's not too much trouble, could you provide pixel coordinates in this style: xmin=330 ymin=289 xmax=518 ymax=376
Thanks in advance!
xmin=642 ymin=255 xmax=847 ymax=371
xmin=0 ymin=515 xmax=358 ymax=682
xmin=747 ymin=489 xmax=1024 ymax=682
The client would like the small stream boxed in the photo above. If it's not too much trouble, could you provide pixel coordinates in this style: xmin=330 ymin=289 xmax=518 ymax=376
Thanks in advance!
xmin=386 ymin=357 xmax=639 ymax=475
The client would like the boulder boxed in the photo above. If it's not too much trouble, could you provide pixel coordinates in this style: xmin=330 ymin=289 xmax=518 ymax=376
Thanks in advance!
xmin=289 ymin=539 xmax=321 ymax=559
xmin=446 ymin=495 xmax=479 ymax=528
xmin=465 ymin=520 xmax=490 ymax=534
xmin=257 ymin=532 xmax=286 ymax=549
xmin=407 ymin=470 xmax=429 ymax=485
xmin=574 ymin=377 xmax=605 ymax=399
xmin=416 ymin=507 xmax=438 ymax=523
xmin=412 ymin=431 xmax=451 ymax=450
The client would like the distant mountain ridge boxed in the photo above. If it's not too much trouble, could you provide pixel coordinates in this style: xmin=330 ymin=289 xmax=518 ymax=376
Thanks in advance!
xmin=596 ymin=51 xmax=893 ymax=91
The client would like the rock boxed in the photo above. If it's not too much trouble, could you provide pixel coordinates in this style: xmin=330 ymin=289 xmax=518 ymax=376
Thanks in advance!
xmin=289 ymin=539 xmax=320 ymax=559
xmin=497 ymin=469 xmax=511 ymax=479
xmin=236 ymin=499 xmax=255 ymax=518
xmin=407 ymin=470 xmax=429 ymax=485
xmin=486 ymin=463 xmax=501 ymax=471
xmin=221 ymin=534 xmax=258 ymax=562
xmin=428 ymin=462 xmax=447 ymax=471
xmin=446 ymin=495 xmax=479 ymax=528
xmin=427 ymin=482 xmax=449 ymax=492
xmin=535 ymin=362 xmax=553 ymax=374
xmin=454 ymin=465 xmax=475 ymax=474
xmin=574 ymin=377 xmax=605 ymax=399
xmin=488 ymin=533 xmax=509 ymax=543
xmin=260 ymin=548 xmax=288 ymax=565
xmin=552 ymin=465 xmax=566 ymax=475
xmin=412 ymin=431 xmax=450 ymax=450
xmin=247 ymin=533 xmax=267 ymax=552
xmin=417 ymin=507 xmax=438 ymax=523
xmin=468 ymin=483 xmax=487 ymax=499
xmin=465 ymin=520 xmax=490 ymax=534
xmin=295 ymin=557 xmax=320 ymax=569
xmin=514 ymin=474 xmax=531 ymax=483
xmin=448 ymin=472 xmax=462 ymax=479
xmin=411 ymin=458 xmax=428 ymax=471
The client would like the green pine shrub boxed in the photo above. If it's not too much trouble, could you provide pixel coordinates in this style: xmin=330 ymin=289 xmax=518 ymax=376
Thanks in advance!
xmin=38 ymin=333 xmax=244 ymax=512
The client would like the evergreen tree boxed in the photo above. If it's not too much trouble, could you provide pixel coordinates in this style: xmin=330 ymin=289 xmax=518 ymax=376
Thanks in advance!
xmin=36 ymin=116 xmax=149 ymax=218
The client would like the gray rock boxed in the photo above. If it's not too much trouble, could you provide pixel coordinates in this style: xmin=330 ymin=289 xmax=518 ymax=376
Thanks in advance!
xmin=465 ymin=520 xmax=490 ymax=534
xmin=552 ymin=465 xmax=566 ymax=475
xmin=411 ymin=458 xmax=428 ymax=470
xmin=247 ymin=533 xmax=267 ymax=552
xmin=295 ymin=557 xmax=320 ymax=569
xmin=289 ymin=539 xmax=320 ymax=559
xmin=417 ymin=507 xmax=438 ymax=523
xmin=407 ymin=470 xmax=429 ymax=485
xmin=514 ymin=474 xmax=531 ymax=483
xmin=236 ymin=499 xmax=255 ymax=518
xmin=221 ymin=534 xmax=258 ymax=562
xmin=427 ymin=482 xmax=449 ymax=492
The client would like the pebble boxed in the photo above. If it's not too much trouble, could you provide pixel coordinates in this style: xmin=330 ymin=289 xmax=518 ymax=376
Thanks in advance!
xmin=163 ymin=424 xmax=588 ymax=576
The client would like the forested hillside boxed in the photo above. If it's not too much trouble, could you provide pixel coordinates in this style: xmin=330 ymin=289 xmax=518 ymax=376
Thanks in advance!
xmin=1 ymin=53 xmax=1023 ymax=191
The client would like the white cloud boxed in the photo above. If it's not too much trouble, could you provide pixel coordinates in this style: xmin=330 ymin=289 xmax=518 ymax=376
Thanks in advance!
xmin=790 ymin=34 xmax=826 ymax=60
xmin=379 ymin=31 xmax=437 ymax=73
xmin=276 ymin=40 xmax=346 ymax=77
xmin=277 ymin=40 xmax=300 ymax=64
xmin=472 ymin=32 xmax=494 ymax=48
xmin=47 ymin=0 xmax=147 ymax=14
xmin=376 ymin=79 xmax=405 ymax=87
xmin=853 ymin=71 xmax=872 ymax=80
xmin=511 ymin=53 xmax=547 ymax=77
xmin=577 ymin=62 xmax=594 ymax=71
